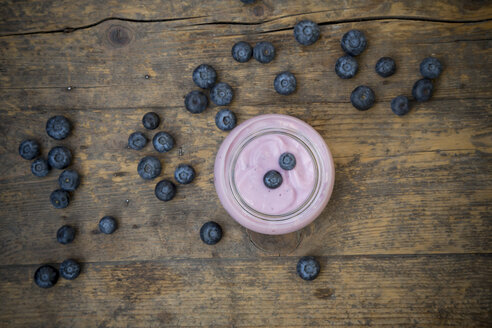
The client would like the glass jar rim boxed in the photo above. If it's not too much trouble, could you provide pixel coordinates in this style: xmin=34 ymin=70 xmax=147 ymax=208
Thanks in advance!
xmin=214 ymin=114 xmax=335 ymax=235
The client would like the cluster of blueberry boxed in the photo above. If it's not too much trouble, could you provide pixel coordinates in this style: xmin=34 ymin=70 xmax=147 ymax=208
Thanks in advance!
xmin=185 ymin=64 xmax=237 ymax=131
xmin=18 ymin=116 xmax=80 ymax=209
xmin=334 ymin=29 xmax=443 ymax=115
xmin=19 ymin=116 xmax=121 ymax=288
xmin=130 ymin=111 xmax=225 ymax=245
xmin=263 ymin=152 xmax=296 ymax=189
xmin=19 ymin=117 xmax=78 ymax=287
xmin=33 ymin=215 xmax=121 ymax=288
xmin=128 ymin=112 xmax=197 ymax=202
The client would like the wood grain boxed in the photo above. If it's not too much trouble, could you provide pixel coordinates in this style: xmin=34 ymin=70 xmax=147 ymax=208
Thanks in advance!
xmin=1 ymin=0 xmax=491 ymax=35
xmin=0 ymin=0 xmax=491 ymax=326
xmin=1 ymin=255 xmax=491 ymax=327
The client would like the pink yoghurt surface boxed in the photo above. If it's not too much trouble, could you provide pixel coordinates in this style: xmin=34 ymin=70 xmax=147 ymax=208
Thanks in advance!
xmin=233 ymin=133 xmax=316 ymax=215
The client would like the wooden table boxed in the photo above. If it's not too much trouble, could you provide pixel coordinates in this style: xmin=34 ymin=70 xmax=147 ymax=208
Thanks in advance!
xmin=1 ymin=1 xmax=491 ymax=326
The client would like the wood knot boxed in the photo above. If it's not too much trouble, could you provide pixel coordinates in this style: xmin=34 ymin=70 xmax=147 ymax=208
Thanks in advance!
xmin=107 ymin=25 xmax=133 ymax=47
xmin=253 ymin=5 xmax=264 ymax=16
xmin=314 ymin=288 xmax=335 ymax=300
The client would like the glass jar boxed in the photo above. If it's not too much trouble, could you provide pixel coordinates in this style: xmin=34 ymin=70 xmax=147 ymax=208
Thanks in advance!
xmin=214 ymin=114 xmax=335 ymax=235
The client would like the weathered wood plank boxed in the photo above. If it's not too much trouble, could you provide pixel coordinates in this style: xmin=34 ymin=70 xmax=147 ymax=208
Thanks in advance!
xmin=1 ymin=0 xmax=490 ymax=35
xmin=0 ymin=100 xmax=490 ymax=264
xmin=1 ymin=20 xmax=491 ymax=102
xmin=0 ymin=255 xmax=490 ymax=327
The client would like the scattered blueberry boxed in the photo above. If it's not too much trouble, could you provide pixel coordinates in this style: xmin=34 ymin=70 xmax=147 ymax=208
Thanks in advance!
xmin=31 ymin=158 xmax=50 ymax=177
xmin=341 ymin=29 xmax=367 ymax=56
xmin=58 ymin=170 xmax=80 ymax=191
xmin=274 ymin=71 xmax=297 ymax=95
xmin=174 ymin=164 xmax=196 ymax=184
xmin=48 ymin=146 xmax=72 ymax=169
xmin=412 ymin=78 xmax=434 ymax=102
xmin=232 ymin=41 xmax=253 ymax=63
xmin=391 ymin=95 xmax=411 ymax=116
xmin=99 ymin=216 xmax=117 ymax=234
xmin=296 ymin=256 xmax=320 ymax=281
xmin=240 ymin=0 xmax=255 ymax=3
xmin=253 ymin=41 xmax=275 ymax=64
xmin=279 ymin=152 xmax=296 ymax=170
xmin=192 ymin=64 xmax=217 ymax=89
xmin=200 ymin=221 xmax=222 ymax=245
xmin=263 ymin=170 xmax=283 ymax=189
xmin=375 ymin=57 xmax=396 ymax=77
xmin=210 ymin=82 xmax=234 ymax=106
xmin=19 ymin=139 xmax=40 ymax=160
xmin=34 ymin=265 xmax=59 ymax=288
xmin=137 ymin=156 xmax=162 ymax=180
xmin=215 ymin=109 xmax=237 ymax=131
xmin=46 ymin=115 xmax=71 ymax=140
xmin=142 ymin=112 xmax=160 ymax=130
xmin=59 ymin=259 xmax=81 ymax=280
xmin=420 ymin=57 xmax=442 ymax=79
xmin=153 ymin=131 xmax=175 ymax=153
xmin=128 ymin=132 xmax=148 ymax=150
xmin=293 ymin=20 xmax=320 ymax=46
xmin=350 ymin=85 xmax=375 ymax=111
xmin=57 ymin=225 xmax=75 ymax=245
xmin=185 ymin=90 xmax=208 ymax=114
xmin=335 ymin=55 xmax=358 ymax=79
xmin=155 ymin=179 xmax=176 ymax=201
xmin=50 ymin=189 xmax=70 ymax=209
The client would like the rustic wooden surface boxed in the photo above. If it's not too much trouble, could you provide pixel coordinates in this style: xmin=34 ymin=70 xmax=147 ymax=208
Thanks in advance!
xmin=0 ymin=0 xmax=491 ymax=326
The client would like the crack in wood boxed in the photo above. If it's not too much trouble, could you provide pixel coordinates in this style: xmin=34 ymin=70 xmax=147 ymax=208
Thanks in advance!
xmin=0 ymin=15 xmax=490 ymax=38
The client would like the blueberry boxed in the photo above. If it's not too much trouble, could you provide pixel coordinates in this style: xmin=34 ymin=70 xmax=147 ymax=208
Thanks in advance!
xmin=375 ymin=57 xmax=396 ymax=77
xmin=46 ymin=115 xmax=71 ymax=140
xmin=31 ymin=158 xmax=50 ymax=177
xmin=50 ymin=189 xmax=70 ymax=209
xmin=128 ymin=132 xmax=147 ymax=150
xmin=155 ymin=179 xmax=176 ymax=201
xmin=263 ymin=170 xmax=283 ymax=189
xmin=58 ymin=170 xmax=80 ymax=191
xmin=59 ymin=259 xmax=81 ymax=280
xmin=335 ymin=55 xmax=358 ymax=79
xmin=274 ymin=71 xmax=297 ymax=95
xmin=412 ymin=78 xmax=434 ymax=102
xmin=57 ymin=225 xmax=75 ymax=244
xmin=142 ymin=112 xmax=160 ymax=130
xmin=19 ymin=139 xmax=40 ymax=160
xmin=341 ymin=29 xmax=367 ymax=56
xmin=391 ymin=95 xmax=411 ymax=116
xmin=350 ymin=85 xmax=375 ymax=111
xmin=253 ymin=41 xmax=275 ymax=64
xmin=192 ymin=64 xmax=217 ymax=89
xmin=48 ymin=146 xmax=72 ymax=169
xmin=210 ymin=82 xmax=234 ymax=106
xmin=215 ymin=109 xmax=237 ymax=131
xmin=296 ymin=256 xmax=320 ymax=281
xmin=232 ymin=41 xmax=253 ymax=63
xmin=174 ymin=164 xmax=196 ymax=184
xmin=137 ymin=156 xmax=162 ymax=180
xmin=240 ymin=0 xmax=255 ymax=3
xmin=99 ymin=216 xmax=117 ymax=234
xmin=200 ymin=221 xmax=222 ymax=245
xmin=279 ymin=152 xmax=296 ymax=170
xmin=152 ymin=131 xmax=175 ymax=153
xmin=293 ymin=20 xmax=320 ymax=46
xmin=420 ymin=57 xmax=442 ymax=79
xmin=34 ymin=265 xmax=58 ymax=288
xmin=185 ymin=90 xmax=208 ymax=114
